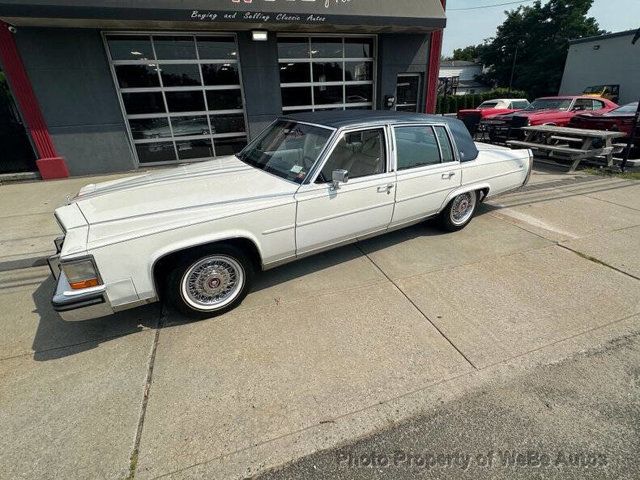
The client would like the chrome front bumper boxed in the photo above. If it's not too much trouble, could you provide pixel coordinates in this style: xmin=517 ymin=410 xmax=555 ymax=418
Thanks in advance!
xmin=49 ymin=248 xmax=114 ymax=322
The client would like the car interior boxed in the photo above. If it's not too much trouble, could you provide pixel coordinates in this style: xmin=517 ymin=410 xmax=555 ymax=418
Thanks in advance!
xmin=317 ymin=129 xmax=386 ymax=182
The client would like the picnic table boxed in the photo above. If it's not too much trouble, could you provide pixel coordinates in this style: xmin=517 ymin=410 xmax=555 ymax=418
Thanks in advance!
xmin=507 ymin=125 xmax=626 ymax=172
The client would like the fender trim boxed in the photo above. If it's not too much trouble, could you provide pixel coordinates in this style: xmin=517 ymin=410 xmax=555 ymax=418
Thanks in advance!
xmin=441 ymin=183 xmax=491 ymax=211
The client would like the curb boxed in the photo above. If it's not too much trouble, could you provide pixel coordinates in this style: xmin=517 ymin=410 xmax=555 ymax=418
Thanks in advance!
xmin=0 ymin=256 xmax=48 ymax=273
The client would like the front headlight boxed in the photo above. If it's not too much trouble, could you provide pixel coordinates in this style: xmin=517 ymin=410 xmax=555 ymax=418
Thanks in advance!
xmin=61 ymin=257 xmax=102 ymax=289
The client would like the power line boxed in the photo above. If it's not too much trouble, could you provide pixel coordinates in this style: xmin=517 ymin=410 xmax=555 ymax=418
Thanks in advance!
xmin=448 ymin=0 xmax=537 ymax=11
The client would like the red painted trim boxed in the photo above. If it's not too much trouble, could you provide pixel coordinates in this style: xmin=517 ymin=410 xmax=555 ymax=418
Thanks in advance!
xmin=426 ymin=0 xmax=446 ymax=114
xmin=0 ymin=21 xmax=69 ymax=178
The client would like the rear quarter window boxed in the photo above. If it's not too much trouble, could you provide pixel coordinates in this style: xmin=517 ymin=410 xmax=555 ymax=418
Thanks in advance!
xmin=434 ymin=126 xmax=455 ymax=163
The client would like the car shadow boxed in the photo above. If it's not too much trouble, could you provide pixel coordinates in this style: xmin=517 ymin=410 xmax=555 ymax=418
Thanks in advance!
xmin=31 ymin=275 xmax=161 ymax=361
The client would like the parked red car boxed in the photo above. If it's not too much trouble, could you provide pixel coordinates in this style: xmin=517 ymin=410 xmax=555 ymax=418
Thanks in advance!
xmin=457 ymin=98 xmax=530 ymax=135
xmin=569 ymin=102 xmax=638 ymax=141
xmin=481 ymin=96 xmax=618 ymax=142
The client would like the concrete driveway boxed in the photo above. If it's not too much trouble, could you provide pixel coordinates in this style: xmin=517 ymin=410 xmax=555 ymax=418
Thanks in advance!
xmin=1 ymin=167 xmax=639 ymax=479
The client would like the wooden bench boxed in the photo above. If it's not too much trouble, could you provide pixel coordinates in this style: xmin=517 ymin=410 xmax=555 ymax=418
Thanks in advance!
xmin=506 ymin=125 xmax=626 ymax=172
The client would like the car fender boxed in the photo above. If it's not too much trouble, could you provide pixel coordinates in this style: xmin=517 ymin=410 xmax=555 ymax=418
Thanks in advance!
xmin=148 ymin=229 xmax=264 ymax=280
xmin=440 ymin=182 xmax=491 ymax=211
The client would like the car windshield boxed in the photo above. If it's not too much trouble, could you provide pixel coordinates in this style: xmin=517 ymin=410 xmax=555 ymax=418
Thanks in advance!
xmin=583 ymin=86 xmax=604 ymax=94
xmin=237 ymin=120 xmax=333 ymax=184
xmin=609 ymin=102 xmax=638 ymax=114
xmin=525 ymin=98 xmax=573 ymax=111
xmin=478 ymin=101 xmax=499 ymax=109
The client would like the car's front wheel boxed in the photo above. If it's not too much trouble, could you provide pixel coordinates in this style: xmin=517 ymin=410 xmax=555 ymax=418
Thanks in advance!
xmin=438 ymin=191 xmax=478 ymax=232
xmin=165 ymin=244 xmax=253 ymax=319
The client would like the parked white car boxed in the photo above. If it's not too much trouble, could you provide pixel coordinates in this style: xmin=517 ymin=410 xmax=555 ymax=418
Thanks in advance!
xmin=49 ymin=111 xmax=532 ymax=320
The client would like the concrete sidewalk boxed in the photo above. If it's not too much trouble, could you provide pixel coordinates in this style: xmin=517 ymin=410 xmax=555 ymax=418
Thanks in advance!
xmin=0 ymin=166 xmax=639 ymax=479
xmin=0 ymin=173 xmax=131 ymax=271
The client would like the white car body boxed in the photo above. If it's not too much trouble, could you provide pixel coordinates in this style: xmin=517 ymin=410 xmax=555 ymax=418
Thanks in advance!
xmin=477 ymin=98 xmax=530 ymax=110
xmin=50 ymin=114 xmax=532 ymax=321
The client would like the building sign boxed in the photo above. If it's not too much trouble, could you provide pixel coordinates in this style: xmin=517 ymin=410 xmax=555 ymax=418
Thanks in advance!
xmin=0 ymin=0 xmax=446 ymax=29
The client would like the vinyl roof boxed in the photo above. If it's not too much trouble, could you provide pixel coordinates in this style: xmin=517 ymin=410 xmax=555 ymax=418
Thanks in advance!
xmin=282 ymin=110 xmax=456 ymax=128
xmin=281 ymin=111 xmax=480 ymax=162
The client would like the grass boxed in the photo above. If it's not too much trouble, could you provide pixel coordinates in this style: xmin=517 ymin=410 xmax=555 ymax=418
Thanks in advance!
xmin=582 ymin=167 xmax=640 ymax=181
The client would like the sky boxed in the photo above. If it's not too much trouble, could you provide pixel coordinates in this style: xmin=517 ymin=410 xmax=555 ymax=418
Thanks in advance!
xmin=442 ymin=0 xmax=640 ymax=56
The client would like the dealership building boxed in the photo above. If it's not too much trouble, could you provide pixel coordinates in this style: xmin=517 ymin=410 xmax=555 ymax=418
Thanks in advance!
xmin=0 ymin=0 xmax=447 ymax=179
xmin=559 ymin=29 xmax=640 ymax=106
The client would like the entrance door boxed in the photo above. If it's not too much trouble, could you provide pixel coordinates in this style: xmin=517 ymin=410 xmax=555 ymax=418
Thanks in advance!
xmin=295 ymin=127 xmax=395 ymax=255
xmin=395 ymin=73 xmax=421 ymax=112
xmin=0 ymin=68 xmax=36 ymax=173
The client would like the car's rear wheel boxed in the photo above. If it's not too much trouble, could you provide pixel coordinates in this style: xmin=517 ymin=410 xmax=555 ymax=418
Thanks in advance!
xmin=438 ymin=191 xmax=478 ymax=232
xmin=165 ymin=245 xmax=253 ymax=319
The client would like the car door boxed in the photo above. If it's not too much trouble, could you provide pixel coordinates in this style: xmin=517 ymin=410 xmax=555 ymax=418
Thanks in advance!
xmin=390 ymin=124 xmax=461 ymax=227
xmin=294 ymin=126 xmax=395 ymax=255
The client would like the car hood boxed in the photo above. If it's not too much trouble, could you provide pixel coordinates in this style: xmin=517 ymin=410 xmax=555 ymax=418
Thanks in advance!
xmin=73 ymin=156 xmax=299 ymax=226
xmin=494 ymin=109 xmax=564 ymax=120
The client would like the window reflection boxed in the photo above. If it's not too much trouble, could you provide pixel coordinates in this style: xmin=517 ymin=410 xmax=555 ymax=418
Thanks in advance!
xmin=171 ymin=116 xmax=210 ymax=137
xmin=160 ymin=64 xmax=201 ymax=87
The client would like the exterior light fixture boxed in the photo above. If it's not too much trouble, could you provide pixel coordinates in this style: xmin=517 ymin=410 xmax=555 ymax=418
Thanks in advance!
xmin=252 ymin=31 xmax=268 ymax=42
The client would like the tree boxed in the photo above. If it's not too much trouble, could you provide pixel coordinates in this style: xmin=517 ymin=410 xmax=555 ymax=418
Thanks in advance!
xmin=477 ymin=0 xmax=604 ymax=99
xmin=450 ymin=45 xmax=482 ymax=62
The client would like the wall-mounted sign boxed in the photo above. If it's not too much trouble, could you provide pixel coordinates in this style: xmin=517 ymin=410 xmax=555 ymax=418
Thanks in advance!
xmin=0 ymin=0 xmax=446 ymax=30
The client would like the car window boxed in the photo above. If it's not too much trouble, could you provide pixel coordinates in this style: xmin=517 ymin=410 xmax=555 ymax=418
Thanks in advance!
xmin=512 ymin=101 xmax=529 ymax=109
xmin=478 ymin=101 xmax=498 ymax=109
xmin=592 ymin=100 xmax=605 ymax=110
xmin=574 ymin=99 xmax=594 ymax=111
xmin=317 ymin=128 xmax=386 ymax=182
xmin=395 ymin=126 xmax=441 ymax=170
xmin=434 ymin=126 xmax=455 ymax=163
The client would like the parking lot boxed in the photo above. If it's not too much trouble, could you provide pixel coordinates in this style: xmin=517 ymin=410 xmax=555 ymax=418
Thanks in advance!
xmin=1 ymin=167 xmax=639 ymax=479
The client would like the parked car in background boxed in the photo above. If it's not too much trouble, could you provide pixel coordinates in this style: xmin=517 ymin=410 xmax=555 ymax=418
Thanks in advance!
xmin=481 ymin=96 xmax=618 ymax=142
xmin=48 ymin=111 xmax=533 ymax=321
xmin=570 ymin=102 xmax=639 ymax=148
xmin=457 ymin=98 xmax=530 ymax=135
xmin=582 ymin=84 xmax=620 ymax=104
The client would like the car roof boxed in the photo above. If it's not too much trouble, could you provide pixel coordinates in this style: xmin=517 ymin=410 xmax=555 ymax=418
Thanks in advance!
xmin=537 ymin=96 xmax=581 ymax=100
xmin=279 ymin=110 xmax=480 ymax=162
xmin=481 ymin=98 xmax=528 ymax=102
xmin=281 ymin=110 xmax=458 ymax=129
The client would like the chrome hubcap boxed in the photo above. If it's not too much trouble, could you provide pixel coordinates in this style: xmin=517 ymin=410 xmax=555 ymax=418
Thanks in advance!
xmin=180 ymin=255 xmax=244 ymax=311
xmin=450 ymin=192 xmax=476 ymax=225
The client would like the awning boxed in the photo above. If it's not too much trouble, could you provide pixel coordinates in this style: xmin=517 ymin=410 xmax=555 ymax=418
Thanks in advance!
xmin=0 ymin=0 xmax=446 ymax=33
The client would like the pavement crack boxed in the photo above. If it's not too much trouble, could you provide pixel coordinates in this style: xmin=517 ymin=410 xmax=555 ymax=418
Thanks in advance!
xmin=354 ymin=243 xmax=478 ymax=371
xmin=126 ymin=308 xmax=165 ymax=480
xmin=558 ymin=244 xmax=640 ymax=282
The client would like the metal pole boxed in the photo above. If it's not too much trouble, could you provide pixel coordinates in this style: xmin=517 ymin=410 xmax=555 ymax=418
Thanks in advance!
xmin=508 ymin=44 xmax=519 ymax=93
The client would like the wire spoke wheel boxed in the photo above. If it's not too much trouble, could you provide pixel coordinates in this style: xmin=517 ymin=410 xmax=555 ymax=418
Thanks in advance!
xmin=450 ymin=192 xmax=476 ymax=226
xmin=180 ymin=255 xmax=245 ymax=311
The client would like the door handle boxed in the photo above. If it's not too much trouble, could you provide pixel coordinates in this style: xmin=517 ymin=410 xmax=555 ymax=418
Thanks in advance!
xmin=442 ymin=172 xmax=456 ymax=179
xmin=377 ymin=184 xmax=394 ymax=194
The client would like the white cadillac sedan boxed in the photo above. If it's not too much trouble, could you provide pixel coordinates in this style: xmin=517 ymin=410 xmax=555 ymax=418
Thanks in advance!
xmin=49 ymin=111 xmax=532 ymax=320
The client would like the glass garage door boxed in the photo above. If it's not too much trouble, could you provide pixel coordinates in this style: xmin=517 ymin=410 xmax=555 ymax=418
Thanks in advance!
xmin=105 ymin=33 xmax=248 ymax=165
xmin=278 ymin=35 xmax=376 ymax=113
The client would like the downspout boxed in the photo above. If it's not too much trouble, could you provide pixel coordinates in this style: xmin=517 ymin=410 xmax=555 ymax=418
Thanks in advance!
xmin=425 ymin=0 xmax=446 ymax=114
xmin=0 ymin=21 xmax=69 ymax=179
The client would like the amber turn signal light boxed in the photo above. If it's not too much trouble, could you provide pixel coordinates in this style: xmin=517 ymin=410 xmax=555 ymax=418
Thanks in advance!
xmin=61 ymin=257 xmax=102 ymax=290
xmin=69 ymin=278 xmax=100 ymax=290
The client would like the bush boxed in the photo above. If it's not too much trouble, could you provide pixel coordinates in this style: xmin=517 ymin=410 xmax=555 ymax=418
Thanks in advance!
xmin=436 ymin=88 xmax=528 ymax=115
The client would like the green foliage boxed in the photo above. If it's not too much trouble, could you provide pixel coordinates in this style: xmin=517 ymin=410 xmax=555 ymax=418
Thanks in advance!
xmin=449 ymin=45 xmax=483 ymax=62
xmin=436 ymin=87 xmax=528 ymax=114
xmin=475 ymin=0 xmax=604 ymax=99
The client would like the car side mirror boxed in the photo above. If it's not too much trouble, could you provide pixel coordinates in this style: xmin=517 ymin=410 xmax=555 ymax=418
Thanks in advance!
xmin=331 ymin=169 xmax=349 ymax=190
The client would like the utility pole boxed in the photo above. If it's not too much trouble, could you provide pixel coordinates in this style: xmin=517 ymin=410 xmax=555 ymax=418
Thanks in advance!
xmin=508 ymin=44 xmax=519 ymax=93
